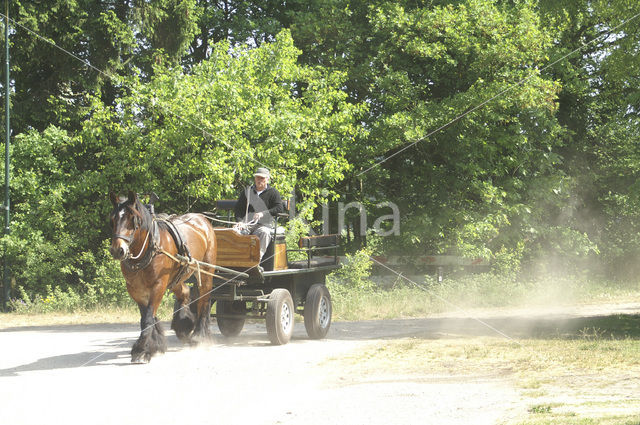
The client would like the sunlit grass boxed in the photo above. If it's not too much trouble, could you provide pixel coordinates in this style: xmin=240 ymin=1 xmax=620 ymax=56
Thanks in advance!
xmin=329 ymin=334 xmax=640 ymax=425
xmin=2 ymin=274 xmax=640 ymax=328
xmin=511 ymin=414 xmax=640 ymax=425
xmin=0 ymin=306 xmax=140 ymax=329
xmin=0 ymin=294 xmax=176 ymax=329
xmin=328 ymin=275 xmax=640 ymax=322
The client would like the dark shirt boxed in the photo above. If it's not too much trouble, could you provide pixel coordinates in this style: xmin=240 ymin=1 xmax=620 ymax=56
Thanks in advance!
xmin=234 ymin=185 xmax=284 ymax=226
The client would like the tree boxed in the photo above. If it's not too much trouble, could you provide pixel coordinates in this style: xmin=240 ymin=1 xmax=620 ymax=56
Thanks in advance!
xmin=536 ymin=0 xmax=640 ymax=276
xmin=1 ymin=31 xmax=363 ymax=296
xmin=3 ymin=0 xmax=200 ymax=134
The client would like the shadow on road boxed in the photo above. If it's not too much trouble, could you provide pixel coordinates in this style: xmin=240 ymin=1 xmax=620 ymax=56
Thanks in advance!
xmin=0 ymin=333 xmax=185 ymax=377
xmin=0 ymin=348 xmax=131 ymax=377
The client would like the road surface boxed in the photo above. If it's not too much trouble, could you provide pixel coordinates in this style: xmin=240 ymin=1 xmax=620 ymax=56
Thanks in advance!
xmin=1 ymin=302 xmax=639 ymax=425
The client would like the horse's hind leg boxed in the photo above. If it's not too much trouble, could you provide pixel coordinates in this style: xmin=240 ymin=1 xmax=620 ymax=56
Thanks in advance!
xmin=131 ymin=300 xmax=167 ymax=363
xmin=171 ymin=282 xmax=197 ymax=342
xmin=191 ymin=276 xmax=214 ymax=344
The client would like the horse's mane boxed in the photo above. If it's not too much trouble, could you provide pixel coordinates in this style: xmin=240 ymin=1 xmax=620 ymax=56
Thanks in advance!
xmin=138 ymin=197 xmax=154 ymax=231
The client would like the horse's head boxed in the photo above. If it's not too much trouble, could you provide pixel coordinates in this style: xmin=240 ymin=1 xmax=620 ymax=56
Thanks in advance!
xmin=109 ymin=190 xmax=147 ymax=261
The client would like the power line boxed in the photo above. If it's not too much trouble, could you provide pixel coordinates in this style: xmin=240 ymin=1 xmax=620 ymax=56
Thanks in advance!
xmin=355 ymin=9 xmax=640 ymax=177
xmin=0 ymin=11 xmax=267 ymax=170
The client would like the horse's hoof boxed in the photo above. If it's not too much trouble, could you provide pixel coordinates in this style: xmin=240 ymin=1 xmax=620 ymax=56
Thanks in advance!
xmin=190 ymin=332 xmax=214 ymax=346
xmin=171 ymin=323 xmax=194 ymax=343
xmin=175 ymin=333 xmax=192 ymax=344
xmin=131 ymin=352 xmax=151 ymax=364
xmin=131 ymin=345 xmax=154 ymax=363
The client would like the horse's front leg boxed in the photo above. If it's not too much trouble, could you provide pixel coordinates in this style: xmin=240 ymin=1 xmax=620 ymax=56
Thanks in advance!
xmin=191 ymin=276 xmax=214 ymax=344
xmin=131 ymin=298 xmax=167 ymax=363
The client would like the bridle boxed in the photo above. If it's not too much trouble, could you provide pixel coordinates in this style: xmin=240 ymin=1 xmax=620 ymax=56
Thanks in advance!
xmin=112 ymin=204 xmax=146 ymax=257
xmin=113 ymin=233 xmax=134 ymax=244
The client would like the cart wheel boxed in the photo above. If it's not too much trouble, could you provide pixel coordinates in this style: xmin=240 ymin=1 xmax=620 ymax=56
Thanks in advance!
xmin=265 ymin=289 xmax=294 ymax=345
xmin=216 ymin=300 xmax=246 ymax=337
xmin=304 ymin=284 xmax=332 ymax=339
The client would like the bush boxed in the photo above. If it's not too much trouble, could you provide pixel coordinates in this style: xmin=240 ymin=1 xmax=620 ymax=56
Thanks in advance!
xmin=327 ymin=234 xmax=381 ymax=296
xmin=10 ymin=284 xmax=85 ymax=314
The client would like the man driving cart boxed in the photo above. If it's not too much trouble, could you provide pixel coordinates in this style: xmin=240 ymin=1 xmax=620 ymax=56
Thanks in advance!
xmin=233 ymin=167 xmax=284 ymax=262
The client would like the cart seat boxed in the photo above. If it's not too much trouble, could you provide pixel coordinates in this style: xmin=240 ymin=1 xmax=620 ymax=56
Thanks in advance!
xmin=287 ymin=234 xmax=339 ymax=269
xmin=288 ymin=256 xmax=338 ymax=269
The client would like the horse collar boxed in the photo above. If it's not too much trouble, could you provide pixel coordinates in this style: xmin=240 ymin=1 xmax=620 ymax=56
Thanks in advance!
xmin=123 ymin=221 xmax=158 ymax=272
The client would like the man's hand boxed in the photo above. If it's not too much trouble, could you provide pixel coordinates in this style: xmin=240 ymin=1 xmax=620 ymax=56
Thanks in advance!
xmin=254 ymin=212 xmax=264 ymax=221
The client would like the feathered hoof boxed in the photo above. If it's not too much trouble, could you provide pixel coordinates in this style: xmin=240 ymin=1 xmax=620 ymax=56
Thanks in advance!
xmin=171 ymin=316 xmax=195 ymax=343
xmin=190 ymin=328 xmax=214 ymax=346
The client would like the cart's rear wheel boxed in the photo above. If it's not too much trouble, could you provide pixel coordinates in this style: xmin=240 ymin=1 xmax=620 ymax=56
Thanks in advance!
xmin=265 ymin=288 xmax=294 ymax=345
xmin=304 ymin=284 xmax=332 ymax=339
xmin=216 ymin=300 xmax=246 ymax=337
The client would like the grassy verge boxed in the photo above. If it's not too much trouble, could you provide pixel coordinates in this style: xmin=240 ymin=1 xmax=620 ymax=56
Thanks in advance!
xmin=328 ymin=274 xmax=640 ymax=321
xmin=329 ymin=331 xmax=640 ymax=424
xmin=323 ymin=273 xmax=640 ymax=425
xmin=0 ymin=306 xmax=141 ymax=329
xmin=0 ymin=294 xmax=176 ymax=329
xmin=2 ymin=273 xmax=640 ymax=327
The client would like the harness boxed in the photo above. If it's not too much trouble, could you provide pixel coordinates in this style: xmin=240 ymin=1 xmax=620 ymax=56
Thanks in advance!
xmin=156 ymin=216 xmax=193 ymax=290
xmin=121 ymin=216 xmax=159 ymax=272
xmin=120 ymin=210 xmax=194 ymax=290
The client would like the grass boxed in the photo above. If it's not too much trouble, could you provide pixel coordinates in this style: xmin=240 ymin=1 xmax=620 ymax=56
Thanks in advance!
xmin=321 ymin=274 xmax=640 ymax=425
xmin=0 ymin=306 xmax=141 ymax=329
xmin=329 ymin=335 xmax=640 ymax=425
xmin=328 ymin=274 xmax=640 ymax=322
xmin=512 ymin=415 xmax=640 ymax=425
xmin=0 ymin=294 xmax=176 ymax=330
xmin=3 ymin=273 xmax=640 ymax=327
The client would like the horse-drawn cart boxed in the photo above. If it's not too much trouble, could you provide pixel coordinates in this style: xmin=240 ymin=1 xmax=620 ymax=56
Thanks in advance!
xmin=110 ymin=191 xmax=339 ymax=362
xmin=184 ymin=201 xmax=340 ymax=345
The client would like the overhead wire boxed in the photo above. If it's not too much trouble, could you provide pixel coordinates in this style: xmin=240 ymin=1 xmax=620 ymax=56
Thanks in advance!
xmin=354 ymin=9 xmax=640 ymax=177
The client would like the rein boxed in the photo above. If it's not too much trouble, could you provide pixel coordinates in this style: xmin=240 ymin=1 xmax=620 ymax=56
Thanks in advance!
xmin=129 ymin=228 xmax=151 ymax=260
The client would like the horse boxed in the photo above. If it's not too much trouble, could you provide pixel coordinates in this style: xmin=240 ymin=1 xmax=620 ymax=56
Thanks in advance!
xmin=109 ymin=191 xmax=217 ymax=362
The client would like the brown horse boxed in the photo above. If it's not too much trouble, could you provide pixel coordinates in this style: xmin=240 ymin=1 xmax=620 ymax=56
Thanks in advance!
xmin=109 ymin=191 xmax=217 ymax=362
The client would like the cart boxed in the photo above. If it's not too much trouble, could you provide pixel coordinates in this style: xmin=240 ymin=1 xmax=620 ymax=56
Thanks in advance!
xmin=181 ymin=201 xmax=340 ymax=345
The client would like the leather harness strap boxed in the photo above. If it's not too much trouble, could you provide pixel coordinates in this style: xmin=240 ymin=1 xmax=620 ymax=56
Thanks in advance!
xmin=119 ymin=209 xmax=200 ymax=291
xmin=155 ymin=217 xmax=193 ymax=290
xmin=122 ymin=219 xmax=158 ymax=272
xmin=113 ymin=234 xmax=133 ymax=243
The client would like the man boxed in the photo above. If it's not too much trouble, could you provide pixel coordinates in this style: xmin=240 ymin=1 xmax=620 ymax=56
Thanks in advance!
xmin=234 ymin=167 xmax=284 ymax=261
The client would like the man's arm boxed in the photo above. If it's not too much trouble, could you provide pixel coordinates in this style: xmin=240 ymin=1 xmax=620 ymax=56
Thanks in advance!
xmin=266 ymin=188 xmax=285 ymax=217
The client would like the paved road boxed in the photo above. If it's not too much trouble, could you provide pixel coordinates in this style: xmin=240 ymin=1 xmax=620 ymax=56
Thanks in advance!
xmin=1 ymin=303 xmax=638 ymax=425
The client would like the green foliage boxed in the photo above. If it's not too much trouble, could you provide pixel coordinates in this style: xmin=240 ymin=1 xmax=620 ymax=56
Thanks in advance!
xmin=6 ymin=0 xmax=202 ymax=133
xmin=86 ymin=30 xmax=363 ymax=212
xmin=10 ymin=284 xmax=87 ymax=314
xmin=88 ymin=245 xmax=130 ymax=306
xmin=2 ymin=30 xmax=362 ymax=303
xmin=284 ymin=217 xmax=311 ymax=262
xmin=3 ymin=0 xmax=640 ymax=310
xmin=328 ymin=234 xmax=381 ymax=295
